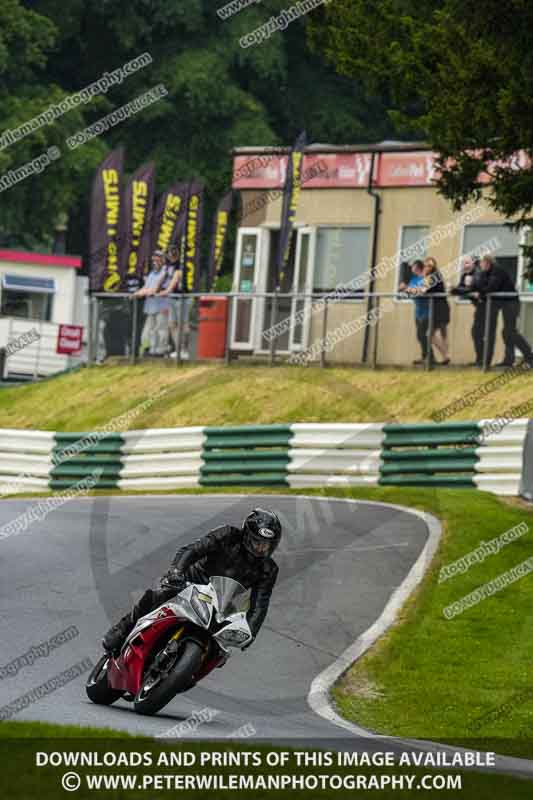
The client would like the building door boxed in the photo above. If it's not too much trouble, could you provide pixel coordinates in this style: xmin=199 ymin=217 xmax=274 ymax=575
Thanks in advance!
xmin=289 ymin=227 xmax=316 ymax=350
xmin=257 ymin=229 xmax=287 ymax=351
xmin=230 ymin=227 xmax=266 ymax=350
xmin=257 ymin=227 xmax=315 ymax=353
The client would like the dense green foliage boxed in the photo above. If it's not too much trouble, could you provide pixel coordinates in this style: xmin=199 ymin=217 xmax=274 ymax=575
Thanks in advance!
xmin=311 ymin=0 xmax=533 ymax=266
xmin=0 ymin=0 xmax=392 ymax=257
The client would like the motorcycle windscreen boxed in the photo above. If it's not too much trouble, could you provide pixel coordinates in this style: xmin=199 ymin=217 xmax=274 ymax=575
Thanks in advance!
xmin=210 ymin=576 xmax=249 ymax=616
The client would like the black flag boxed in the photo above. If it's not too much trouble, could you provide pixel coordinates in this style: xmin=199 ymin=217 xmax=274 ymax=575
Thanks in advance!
xmin=118 ymin=162 xmax=155 ymax=293
xmin=276 ymin=130 xmax=307 ymax=289
xmin=207 ymin=190 xmax=233 ymax=289
xmin=88 ymin=147 xmax=124 ymax=292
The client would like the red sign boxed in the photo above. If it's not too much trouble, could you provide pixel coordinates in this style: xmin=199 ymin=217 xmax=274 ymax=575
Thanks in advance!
xmin=377 ymin=151 xmax=440 ymax=186
xmin=57 ymin=324 xmax=83 ymax=355
xmin=301 ymin=153 xmax=375 ymax=188
xmin=233 ymin=154 xmax=288 ymax=189
xmin=232 ymin=149 xmax=531 ymax=190
xmin=232 ymin=153 xmax=376 ymax=189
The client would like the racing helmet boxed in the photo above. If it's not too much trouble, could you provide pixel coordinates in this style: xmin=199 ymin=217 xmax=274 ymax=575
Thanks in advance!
xmin=242 ymin=508 xmax=282 ymax=559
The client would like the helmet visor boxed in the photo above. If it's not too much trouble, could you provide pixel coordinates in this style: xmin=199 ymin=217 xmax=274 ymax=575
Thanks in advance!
xmin=247 ymin=527 xmax=277 ymax=557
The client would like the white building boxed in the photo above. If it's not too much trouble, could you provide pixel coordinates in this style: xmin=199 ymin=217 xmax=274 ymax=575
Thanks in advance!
xmin=0 ymin=249 xmax=88 ymax=379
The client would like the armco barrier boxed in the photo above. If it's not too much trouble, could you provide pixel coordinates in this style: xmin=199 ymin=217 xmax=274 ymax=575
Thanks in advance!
xmin=379 ymin=420 xmax=528 ymax=495
xmin=51 ymin=433 xmax=125 ymax=490
xmin=120 ymin=428 xmax=206 ymax=491
xmin=474 ymin=419 xmax=528 ymax=496
xmin=379 ymin=422 xmax=480 ymax=488
xmin=200 ymin=425 xmax=292 ymax=487
xmin=0 ymin=420 xmax=528 ymax=497
xmin=0 ymin=430 xmax=54 ymax=495
xmin=288 ymin=423 xmax=383 ymax=488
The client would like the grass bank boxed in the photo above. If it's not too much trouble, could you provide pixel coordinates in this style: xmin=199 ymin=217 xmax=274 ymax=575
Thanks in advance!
xmin=323 ymin=486 xmax=533 ymax=759
xmin=1 ymin=362 xmax=532 ymax=430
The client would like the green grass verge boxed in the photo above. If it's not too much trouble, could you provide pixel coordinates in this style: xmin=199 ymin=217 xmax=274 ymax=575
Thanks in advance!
xmin=1 ymin=721 xmax=531 ymax=798
xmin=1 ymin=361 xmax=532 ymax=429
xmin=322 ymin=487 xmax=533 ymax=758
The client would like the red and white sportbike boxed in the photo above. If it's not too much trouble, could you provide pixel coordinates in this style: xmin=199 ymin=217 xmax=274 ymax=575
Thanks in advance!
xmin=86 ymin=576 xmax=252 ymax=716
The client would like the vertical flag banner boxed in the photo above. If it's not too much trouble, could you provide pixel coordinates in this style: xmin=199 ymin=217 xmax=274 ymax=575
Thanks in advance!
xmin=88 ymin=147 xmax=124 ymax=292
xmin=152 ymin=182 xmax=189 ymax=255
xmin=118 ymin=162 xmax=156 ymax=293
xmin=183 ymin=181 xmax=205 ymax=292
xmin=276 ymin=130 xmax=307 ymax=288
xmin=178 ymin=181 xmax=192 ymax=277
xmin=207 ymin=190 xmax=233 ymax=289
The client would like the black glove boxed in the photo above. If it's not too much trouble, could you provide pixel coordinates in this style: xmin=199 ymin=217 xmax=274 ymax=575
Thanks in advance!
xmin=160 ymin=568 xmax=187 ymax=591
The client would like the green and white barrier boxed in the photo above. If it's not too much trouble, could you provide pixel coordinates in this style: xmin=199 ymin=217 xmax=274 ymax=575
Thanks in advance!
xmin=120 ymin=428 xmax=205 ymax=491
xmin=288 ymin=423 xmax=383 ymax=488
xmin=0 ymin=430 xmax=54 ymax=495
xmin=0 ymin=420 xmax=528 ymax=497
xmin=380 ymin=422 xmax=479 ymax=488
xmin=201 ymin=425 xmax=292 ymax=487
xmin=474 ymin=419 xmax=528 ymax=496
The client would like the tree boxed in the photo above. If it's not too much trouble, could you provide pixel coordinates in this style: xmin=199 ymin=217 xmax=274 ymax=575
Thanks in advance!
xmin=0 ymin=0 xmax=392 ymax=257
xmin=0 ymin=0 xmax=107 ymax=249
xmin=310 ymin=0 xmax=533 ymax=268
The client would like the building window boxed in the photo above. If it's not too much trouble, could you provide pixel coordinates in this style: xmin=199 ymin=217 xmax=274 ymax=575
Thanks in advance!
xmin=396 ymin=225 xmax=430 ymax=291
xmin=314 ymin=227 xmax=370 ymax=295
xmin=462 ymin=224 xmax=519 ymax=284
xmin=0 ymin=274 xmax=54 ymax=321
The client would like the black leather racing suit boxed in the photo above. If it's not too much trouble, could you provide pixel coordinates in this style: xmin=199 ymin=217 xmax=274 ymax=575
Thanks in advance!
xmin=122 ymin=525 xmax=279 ymax=642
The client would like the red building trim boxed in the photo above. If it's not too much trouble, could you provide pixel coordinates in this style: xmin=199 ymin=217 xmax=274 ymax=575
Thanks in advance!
xmin=0 ymin=249 xmax=82 ymax=269
xmin=232 ymin=149 xmax=530 ymax=190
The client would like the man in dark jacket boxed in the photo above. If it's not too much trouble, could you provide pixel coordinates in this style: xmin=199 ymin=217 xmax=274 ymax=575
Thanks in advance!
xmin=102 ymin=508 xmax=281 ymax=654
xmin=451 ymin=256 xmax=485 ymax=366
xmin=475 ymin=256 xmax=533 ymax=368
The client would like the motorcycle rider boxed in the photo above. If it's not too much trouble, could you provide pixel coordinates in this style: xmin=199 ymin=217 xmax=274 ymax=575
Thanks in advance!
xmin=102 ymin=508 xmax=281 ymax=655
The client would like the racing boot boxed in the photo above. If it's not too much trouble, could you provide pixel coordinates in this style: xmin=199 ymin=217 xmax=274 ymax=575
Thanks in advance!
xmin=102 ymin=588 xmax=167 ymax=654
xmin=102 ymin=613 xmax=134 ymax=655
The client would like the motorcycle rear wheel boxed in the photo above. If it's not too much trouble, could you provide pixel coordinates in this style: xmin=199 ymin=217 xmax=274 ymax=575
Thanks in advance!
xmin=86 ymin=655 xmax=124 ymax=705
xmin=134 ymin=639 xmax=203 ymax=716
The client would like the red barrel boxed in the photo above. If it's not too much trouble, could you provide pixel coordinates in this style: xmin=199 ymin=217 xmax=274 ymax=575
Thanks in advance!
xmin=197 ymin=296 xmax=229 ymax=359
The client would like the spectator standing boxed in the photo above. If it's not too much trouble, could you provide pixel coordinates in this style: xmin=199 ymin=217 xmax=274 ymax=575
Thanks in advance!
xmin=475 ymin=255 xmax=533 ymax=367
xmin=399 ymin=260 xmax=432 ymax=364
xmin=421 ymin=257 xmax=450 ymax=365
xmin=132 ymin=250 xmax=170 ymax=356
xmin=451 ymin=256 xmax=485 ymax=366
xmin=159 ymin=244 xmax=189 ymax=358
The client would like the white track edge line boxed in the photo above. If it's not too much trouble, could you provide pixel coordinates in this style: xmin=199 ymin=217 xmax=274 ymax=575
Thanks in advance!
xmin=304 ymin=497 xmax=533 ymax=777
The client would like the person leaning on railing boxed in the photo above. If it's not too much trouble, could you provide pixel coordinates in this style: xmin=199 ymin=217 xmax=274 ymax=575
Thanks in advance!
xmin=130 ymin=250 xmax=170 ymax=357
xmin=158 ymin=245 xmax=190 ymax=359
xmin=473 ymin=255 xmax=533 ymax=368
xmin=451 ymin=256 xmax=486 ymax=366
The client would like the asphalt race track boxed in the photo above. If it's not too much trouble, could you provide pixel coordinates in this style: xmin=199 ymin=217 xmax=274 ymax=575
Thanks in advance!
xmin=0 ymin=493 xmax=432 ymax=741
xmin=4 ymin=491 xmax=533 ymax=777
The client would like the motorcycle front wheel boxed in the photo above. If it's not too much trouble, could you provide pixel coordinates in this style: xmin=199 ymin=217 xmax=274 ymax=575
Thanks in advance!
xmin=134 ymin=639 xmax=204 ymax=716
